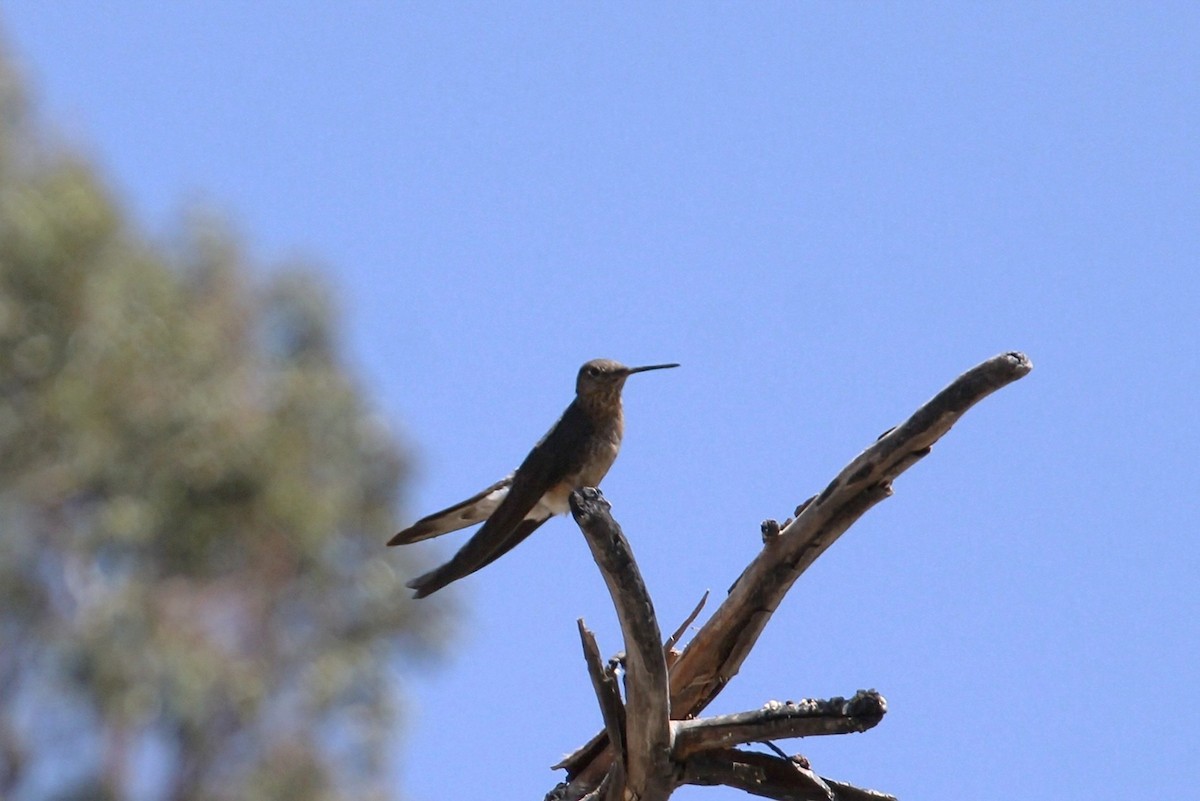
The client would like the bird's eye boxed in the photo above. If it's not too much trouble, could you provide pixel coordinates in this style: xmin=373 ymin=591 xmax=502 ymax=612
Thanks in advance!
xmin=586 ymin=365 xmax=600 ymax=377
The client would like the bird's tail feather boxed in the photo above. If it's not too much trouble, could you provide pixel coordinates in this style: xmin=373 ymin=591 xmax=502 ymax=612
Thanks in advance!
xmin=387 ymin=475 xmax=512 ymax=546
xmin=406 ymin=515 xmax=549 ymax=598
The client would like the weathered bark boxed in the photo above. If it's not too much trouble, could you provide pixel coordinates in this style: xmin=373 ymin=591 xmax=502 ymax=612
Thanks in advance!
xmin=577 ymin=620 xmax=627 ymax=781
xmin=571 ymin=488 xmax=674 ymax=801
xmin=682 ymin=749 xmax=898 ymax=801
xmin=673 ymin=692 xmax=886 ymax=760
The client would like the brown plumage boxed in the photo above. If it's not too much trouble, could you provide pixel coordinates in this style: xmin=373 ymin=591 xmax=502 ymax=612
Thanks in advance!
xmin=388 ymin=358 xmax=678 ymax=598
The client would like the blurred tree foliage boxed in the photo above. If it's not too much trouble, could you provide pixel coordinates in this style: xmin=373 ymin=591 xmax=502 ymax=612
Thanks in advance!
xmin=0 ymin=50 xmax=444 ymax=801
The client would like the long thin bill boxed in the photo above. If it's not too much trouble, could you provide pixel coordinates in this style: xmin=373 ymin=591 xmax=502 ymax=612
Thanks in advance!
xmin=626 ymin=362 xmax=680 ymax=374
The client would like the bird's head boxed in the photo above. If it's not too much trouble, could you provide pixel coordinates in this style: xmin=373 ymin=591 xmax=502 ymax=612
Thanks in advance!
xmin=575 ymin=359 xmax=679 ymax=402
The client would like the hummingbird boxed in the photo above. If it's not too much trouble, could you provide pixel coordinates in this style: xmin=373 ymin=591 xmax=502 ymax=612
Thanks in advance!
xmin=389 ymin=358 xmax=679 ymax=598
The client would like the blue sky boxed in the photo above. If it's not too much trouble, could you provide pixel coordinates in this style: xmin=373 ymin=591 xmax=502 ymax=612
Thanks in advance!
xmin=5 ymin=3 xmax=1198 ymax=799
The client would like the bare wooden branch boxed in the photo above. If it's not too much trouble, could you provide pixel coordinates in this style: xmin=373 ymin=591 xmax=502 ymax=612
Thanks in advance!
xmin=599 ymin=760 xmax=623 ymax=801
xmin=821 ymin=779 xmax=899 ymax=801
xmin=554 ymin=589 xmax=713 ymax=778
xmin=570 ymin=487 xmax=673 ymax=801
xmin=681 ymin=748 xmax=897 ymax=801
xmin=680 ymin=748 xmax=830 ymax=801
xmin=577 ymin=619 xmax=627 ymax=775
xmin=559 ymin=352 xmax=1032 ymax=788
xmin=562 ymin=505 xmax=894 ymax=801
xmin=673 ymin=691 xmax=886 ymax=760
xmin=665 ymin=590 xmax=709 ymax=657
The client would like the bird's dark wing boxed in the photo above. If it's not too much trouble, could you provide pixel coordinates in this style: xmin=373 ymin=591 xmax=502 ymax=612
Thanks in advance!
xmin=405 ymin=401 xmax=594 ymax=598
xmin=406 ymin=517 xmax=550 ymax=599
xmin=387 ymin=475 xmax=513 ymax=546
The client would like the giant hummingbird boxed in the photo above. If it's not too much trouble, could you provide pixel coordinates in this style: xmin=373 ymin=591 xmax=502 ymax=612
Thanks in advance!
xmin=388 ymin=358 xmax=679 ymax=598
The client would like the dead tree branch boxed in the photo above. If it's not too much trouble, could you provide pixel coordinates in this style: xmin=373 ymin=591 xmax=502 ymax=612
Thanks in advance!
xmin=571 ymin=487 xmax=674 ymax=801
xmin=565 ymin=489 xmax=893 ymax=800
xmin=665 ymin=590 xmax=709 ymax=663
xmin=672 ymin=691 xmax=886 ymax=760
xmin=682 ymin=749 xmax=897 ymax=801
xmin=577 ymin=619 xmax=627 ymax=787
